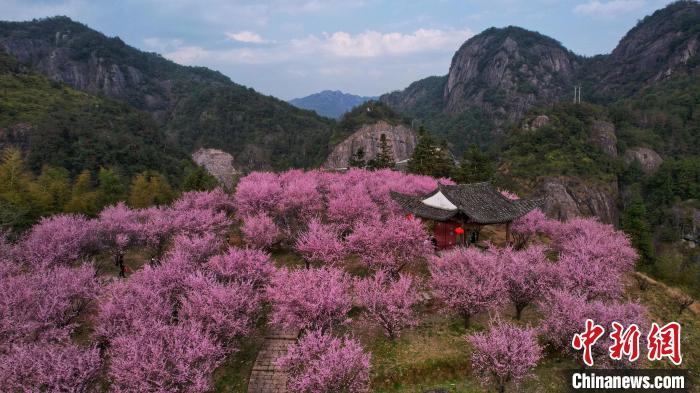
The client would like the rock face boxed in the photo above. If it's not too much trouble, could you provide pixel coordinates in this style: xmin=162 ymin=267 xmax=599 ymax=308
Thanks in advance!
xmin=596 ymin=1 xmax=700 ymax=96
xmin=380 ymin=2 xmax=700 ymax=151
xmin=444 ymin=27 xmax=577 ymax=128
xmin=0 ymin=17 xmax=334 ymax=170
xmin=324 ymin=121 xmax=417 ymax=169
xmin=536 ymin=177 xmax=618 ymax=224
xmin=589 ymin=120 xmax=618 ymax=157
xmin=521 ymin=114 xmax=550 ymax=131
xmin=624 ymin=147 xmax=663 ymax=173
xmin=191 ymin=148 xmax=239 ymax=189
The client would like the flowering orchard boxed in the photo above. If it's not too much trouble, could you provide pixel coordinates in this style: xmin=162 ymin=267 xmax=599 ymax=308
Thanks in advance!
xmin=0 ymin=168 xmax=671 ymax=392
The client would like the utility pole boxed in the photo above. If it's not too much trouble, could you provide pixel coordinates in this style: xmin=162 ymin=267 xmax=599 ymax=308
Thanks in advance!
xmin=573 ymin=85 xmax=582 ymax=104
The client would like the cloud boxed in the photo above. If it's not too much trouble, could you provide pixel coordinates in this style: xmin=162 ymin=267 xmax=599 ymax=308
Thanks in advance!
xmin=316 ymin=28 xmax=473 ymax=58
xmin=226 ymin=31 xmax=267 ymax=44
xmin=165 ymin=27 xmax=472 ymax=66
xmin=574 ymin=0 xmax=645 ymax=18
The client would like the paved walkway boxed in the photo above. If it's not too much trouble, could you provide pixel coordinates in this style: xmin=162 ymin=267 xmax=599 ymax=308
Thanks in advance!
xmin=247 ymin=329 xmax=299 ymax=393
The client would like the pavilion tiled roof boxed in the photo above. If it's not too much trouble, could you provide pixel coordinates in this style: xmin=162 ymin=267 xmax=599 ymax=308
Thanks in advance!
xmin=390 ymin=182 xmax=545 ymax=224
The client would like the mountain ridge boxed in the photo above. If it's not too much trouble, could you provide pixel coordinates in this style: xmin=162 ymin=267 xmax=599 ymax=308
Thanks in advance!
xmin=289 ymin=90 xmax=377 ymax=119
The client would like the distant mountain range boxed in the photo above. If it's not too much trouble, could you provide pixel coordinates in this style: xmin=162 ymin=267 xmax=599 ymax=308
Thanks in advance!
xmin=289 ymin=90 xmax=377 ymax=119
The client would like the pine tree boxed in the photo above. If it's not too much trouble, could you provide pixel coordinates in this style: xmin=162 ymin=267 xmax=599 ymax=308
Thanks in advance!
xmin=455 ymin=144 xmax=494 ymax=184
xmin=128 ymin=172 xmax=152 ymax=208
xmin=407 ymin=127 xmax=454 ymax=178
xmin=97 ymin=167 xmax=127 ymax=206
xmin=64 ymin=170 xmax=100 ymax=215
xmin=182 ymin=166 xmax=218 ymax=191
xmin=348 ymin=148 xmax=366 ymax=168
xmin=621 ymin=185 xmax=655 ymax=263
xmin=369 ymin=134 xmax=395 ymax=170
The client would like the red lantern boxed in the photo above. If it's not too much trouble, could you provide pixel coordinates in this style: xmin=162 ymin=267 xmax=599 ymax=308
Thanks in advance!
xmin=454 ymin=227 xmax=465 ymax=235
xmin=406 ymin=213 xmax=414 ymax=220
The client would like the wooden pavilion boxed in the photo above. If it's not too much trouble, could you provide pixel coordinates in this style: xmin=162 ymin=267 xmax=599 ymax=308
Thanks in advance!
xmin=391 ymin=182 xmax=544 ymax=249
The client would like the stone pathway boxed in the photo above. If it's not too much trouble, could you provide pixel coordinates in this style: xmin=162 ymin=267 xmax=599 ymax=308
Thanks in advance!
xmin=247 ymin=329 xmax=299 ymax=393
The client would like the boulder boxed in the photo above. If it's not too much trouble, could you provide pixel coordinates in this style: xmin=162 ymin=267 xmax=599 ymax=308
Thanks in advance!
xmin=624 ymin=147 xmax=663 ymax=173
xmin=191 ymin=148 xmax=239 ymax=189
xmin=324 ymin=121 xmax=417 ymax=169
xmin=589 ymin=120 xmax=617 ymax=157
xmin=536 ymin=176 xmax=618 ymax=224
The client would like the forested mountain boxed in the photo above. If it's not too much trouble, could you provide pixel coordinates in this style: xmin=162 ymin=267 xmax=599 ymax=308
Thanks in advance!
xmin=381 ymin=0 xmax=700 ymax=154
xmin=0 ymin=49 xmax=190 ymax=181
xmin=0 ymin=16 xmax=334 ymax=170
xmin=289 ymin=90 xmax=376 ymax=119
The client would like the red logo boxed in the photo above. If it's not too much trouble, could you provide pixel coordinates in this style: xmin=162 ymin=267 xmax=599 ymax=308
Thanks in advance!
xmin=572 ymin=319 xmax=605 ymax=366
xmin=609 ymin=322 xmax=641 ymax=362
xmin=647 ymin=322 xmax=682 ymax=365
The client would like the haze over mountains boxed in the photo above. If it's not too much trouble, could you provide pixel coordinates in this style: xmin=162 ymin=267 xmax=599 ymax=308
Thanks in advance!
xmin=289 ymin=90 xmax=377 ymax=119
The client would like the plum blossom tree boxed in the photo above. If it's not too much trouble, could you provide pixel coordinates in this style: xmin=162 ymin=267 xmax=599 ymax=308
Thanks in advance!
xmin=277 ymin=330 xmax=371 ymax=393
xmin=500 ymin=245 xmax=553 ymax=319
xmin=295 ymin=218 xmax=347 ymax=267
xmin=108 ymin=320 xmax=224 ymax=393
xmin=205 ymin=247 xmax=276 ymax=290
xmin=234 ymin=172 xmax=281 ymax=217
xmin=267 ymin=267 xmax=352 ymax=333
xmin=168 ymin=232 xmax=225 ymax=266
xmin=429 ymin=247 xmax=504 ymax=327
xmin=0 ymin=343 xmax=100 ymax=392
xmin=327 ymin=184 xmax=381 ymax=230
xmin=354 ymin=270 xmax=421 ymax=339
xmin=179 ymin=273 xmax=260 ymax=349
xmin=539 ymin=290 xmax=647 ymax=366
xmin=0 ymin=264 xmax=99 ymax=345
xmin=241 ymin=213 xmax=280 ymax=249
xmin=347 ymin=216 xmax=432 ymax=277
xmin=15 ymin=214 xmax=99 ymax=268
xmin=510 ymin=209 xmax=548 ymax=249
xmin=276 ymin=171 xmax=324 ymax=227
xmin=467 ymin=319 xmax=542 ymax=393
xmin=172 ymin=188 xmax=235 ymax=214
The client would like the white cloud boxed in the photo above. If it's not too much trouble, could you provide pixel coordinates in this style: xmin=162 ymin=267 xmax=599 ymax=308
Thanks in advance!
xmin=574 ymin=0 xmax=645 ymax=18
xmin=165 ymin=27 xmax=473 ymax=66
xmin=226 ymin=31 xmax=267 ymax=44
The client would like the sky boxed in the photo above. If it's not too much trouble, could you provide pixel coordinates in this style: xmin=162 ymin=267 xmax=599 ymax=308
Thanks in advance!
xmin=1 ymin=0 xmax=677 ymax=100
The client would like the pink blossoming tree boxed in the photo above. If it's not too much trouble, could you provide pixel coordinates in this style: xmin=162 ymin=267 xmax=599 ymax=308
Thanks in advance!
xmin=429 ymin=247 xmax=504 ymax=327
xmin=267 ymin=267 xmax=352 ymax=333
xmin=277 ymin=330 xmax=371 ymax=393
xmin=354 ymin=270 xmax=421 ymax=339
xmin=467 ymin=319 xmax=542 ymax=393
xmin=347 ymin=216 xmax=432 ymax=277
xmin=499 ymin=245 xmax=553 ymax=319
xmin=205 ymin=247 xmax=276 ymax=290
xmin=0 ymin=343 xmax=100 ymax=392
xmin=241 ymin=213 xmax=280 ymax=250
xmin=295 ymin=218 xmax=347 ymax=267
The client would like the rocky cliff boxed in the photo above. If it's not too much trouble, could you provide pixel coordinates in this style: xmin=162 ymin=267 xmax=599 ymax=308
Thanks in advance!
xmin=444 ymin=27 xmax=577 ymax=127
xmin=324 ymin=121 xmax=417 ymax=169
xmin=381 ymin=1 xmax=700 ymax=152
xmin=536 ymin=176 xmax=618 ymax=224
xmin=0 ymin=17 xmax=333 ymax=170
xmin=191 ymin=148 xmax=239 ymax=189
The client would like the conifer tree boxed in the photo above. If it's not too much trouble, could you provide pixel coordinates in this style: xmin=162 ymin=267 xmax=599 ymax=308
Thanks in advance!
xmin=407 ymin=127 xmax=454 ymax=178
xmin=97 ymin=167 xmax=127 ymax=206
xmin=182 ymin=166 xmax=218 ymax=192
xmin=621 ymin=185 xmax=654 ymax=263
xmin=455 ymin=144 xmax=494 ymax=184
xmin=64 ymin=170 xmax=99 ymax=215
xmin=368 ymin=134 xmax=395 ymax=169
xmin=347 ymin=148 xmax=366 ymax=168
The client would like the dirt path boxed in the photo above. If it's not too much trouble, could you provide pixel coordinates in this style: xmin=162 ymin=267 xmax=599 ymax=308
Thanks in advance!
xmin=634 ymin=272 xmax=700 ymax=315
